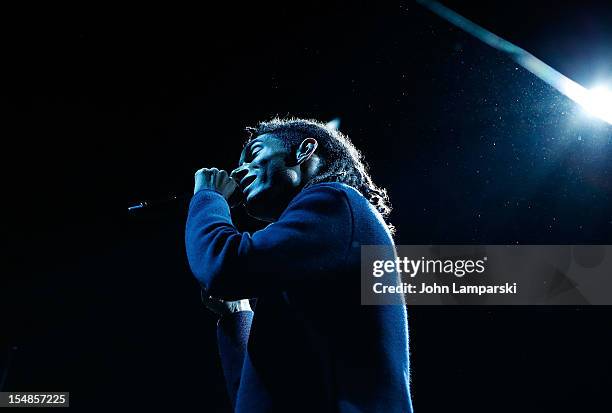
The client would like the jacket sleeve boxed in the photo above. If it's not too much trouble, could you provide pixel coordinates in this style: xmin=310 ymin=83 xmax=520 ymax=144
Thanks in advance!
xmin=185 ymin=185 xmax=353 ymax=299
xmin=216 ymin=310 xmax=253 ymax=410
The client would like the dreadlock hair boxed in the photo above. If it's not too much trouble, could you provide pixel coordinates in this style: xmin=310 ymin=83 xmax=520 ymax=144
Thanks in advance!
xmin=246 ymin=117 xmax=395 ymax=235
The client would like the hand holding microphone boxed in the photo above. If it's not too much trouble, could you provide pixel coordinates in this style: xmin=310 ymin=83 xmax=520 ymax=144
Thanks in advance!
xmin=128 ymin=167 xmax=243 ymax=212
xmin=193 ymin=167 xmax=244 ymax=207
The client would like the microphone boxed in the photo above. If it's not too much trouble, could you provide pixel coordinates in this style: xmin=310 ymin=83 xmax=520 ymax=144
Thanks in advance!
xmin=127 ymin=194 xmax=184 ymax=212
xmin=128 ymin=183 xmax=245 ymax=213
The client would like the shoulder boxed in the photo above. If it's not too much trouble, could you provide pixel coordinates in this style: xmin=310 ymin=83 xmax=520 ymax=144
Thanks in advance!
xmin=301 ymin=183 xmax=394 ymax=243
xmin=284 ymin=181 xmax=386 ymax=228
xmin=299 ymin=182 xmax=376 ymax=215
xmin=280 ymin=182 xmax=353 ymax=220
xmin=299 ymin=182 xmax=364 ymax=203
xmin=283 ymin=182 xmax=372 ymax=217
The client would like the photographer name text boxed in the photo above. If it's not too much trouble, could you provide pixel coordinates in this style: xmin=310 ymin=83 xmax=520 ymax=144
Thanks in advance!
xmin=373 ymin=282 xmax=518 ymax=295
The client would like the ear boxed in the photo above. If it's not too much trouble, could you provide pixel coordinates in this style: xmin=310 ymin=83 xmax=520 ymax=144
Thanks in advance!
xmin=295 ymin=138 xmax=318 ymax=165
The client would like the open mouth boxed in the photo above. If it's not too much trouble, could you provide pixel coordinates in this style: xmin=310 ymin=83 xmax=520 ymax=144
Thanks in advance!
xmin=240 ymin=175 xmax=257 ymax=194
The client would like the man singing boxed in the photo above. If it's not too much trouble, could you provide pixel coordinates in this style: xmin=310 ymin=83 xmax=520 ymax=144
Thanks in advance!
xmin=185 ymin=118 xmax=413 ymax=412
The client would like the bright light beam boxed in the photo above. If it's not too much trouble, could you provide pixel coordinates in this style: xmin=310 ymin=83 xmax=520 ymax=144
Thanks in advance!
xmin=416 ymin=0 xmax=612 ymax=125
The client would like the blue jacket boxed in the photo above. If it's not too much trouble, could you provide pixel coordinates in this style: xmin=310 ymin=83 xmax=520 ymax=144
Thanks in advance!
xmin=186 ymin=182 xmax=413 ymax=413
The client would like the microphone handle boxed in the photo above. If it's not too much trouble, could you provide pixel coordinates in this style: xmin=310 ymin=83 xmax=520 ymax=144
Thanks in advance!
xmin=128 ymin=188 xmax=244 ymax=212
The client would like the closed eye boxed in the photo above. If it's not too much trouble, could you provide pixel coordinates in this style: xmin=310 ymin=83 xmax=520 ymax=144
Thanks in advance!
xmin=250 ymin=145 xmax=262 ymax=158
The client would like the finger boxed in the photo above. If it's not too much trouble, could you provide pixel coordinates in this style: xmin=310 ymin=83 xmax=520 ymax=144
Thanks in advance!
xmin=216 ymin=170 xmax=229 ymax=186
xmin=227 ymin=177 xmax=238 ymax=190
xmin=195 ymin=167 xmax=212 ymax=177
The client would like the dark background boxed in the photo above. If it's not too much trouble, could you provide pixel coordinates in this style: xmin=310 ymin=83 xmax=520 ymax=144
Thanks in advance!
xmin=2 ymin=1 xmax=612 ymax=411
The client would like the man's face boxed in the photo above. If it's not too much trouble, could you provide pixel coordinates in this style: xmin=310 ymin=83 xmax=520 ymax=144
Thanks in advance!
xmin=231 ymin=133 xmax=300 ymax=221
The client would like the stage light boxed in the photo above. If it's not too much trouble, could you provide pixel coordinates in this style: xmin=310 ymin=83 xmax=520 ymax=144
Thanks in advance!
xmin=580 ymin=86 xmax=612 ymax=124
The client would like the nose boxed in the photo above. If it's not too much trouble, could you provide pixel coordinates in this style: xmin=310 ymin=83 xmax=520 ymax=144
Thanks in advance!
xmin=230 ymin=165 xmax=248 ymax=183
